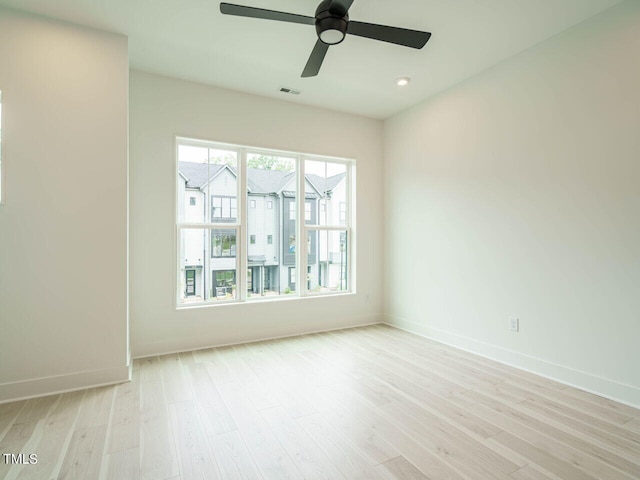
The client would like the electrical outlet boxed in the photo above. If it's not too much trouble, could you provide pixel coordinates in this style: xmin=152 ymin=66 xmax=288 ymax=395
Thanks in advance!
xmin=509 ymin=317 xmax=519 ymax=332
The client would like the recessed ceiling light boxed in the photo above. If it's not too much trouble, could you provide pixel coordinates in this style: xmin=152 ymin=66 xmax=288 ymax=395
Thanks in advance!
xmin=395 ymin=77 xmax=411 ymax=87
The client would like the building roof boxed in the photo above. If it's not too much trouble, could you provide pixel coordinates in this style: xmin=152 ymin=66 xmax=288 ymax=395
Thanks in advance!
xmin=246 ymin=168 xmax=294 ymax=194
xmin=179 ymin=162 xmax=227 ymax=189
xmin=179 ymin=162 xmax=345 ymax=196
xmin=306 ymin=173 xmax=346 ymax=194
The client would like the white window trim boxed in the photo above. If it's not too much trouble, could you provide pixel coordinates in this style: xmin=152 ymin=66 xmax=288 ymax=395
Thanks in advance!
xmin=175 ymin=136 xmax=355 ymax=308
xmin=0 ymin=90 xmax=4 ymax=206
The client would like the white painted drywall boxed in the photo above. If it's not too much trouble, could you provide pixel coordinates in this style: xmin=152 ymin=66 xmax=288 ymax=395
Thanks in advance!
xmin=0 ymin=8 xmax=129 ymax=401
xmin=129 ymin=71 xmax=383 ymax=357
xmin=383 ymin=1 xmax=640 ymax=406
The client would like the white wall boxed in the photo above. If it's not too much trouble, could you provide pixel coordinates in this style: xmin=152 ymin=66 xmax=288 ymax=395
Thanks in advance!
xmin=384 ymin=1 xmax=640 ymax=407
xmin=0 ymin=9 xmax=129 ymax=401
xmin=130 ymin=71 xmax=383 ymax=357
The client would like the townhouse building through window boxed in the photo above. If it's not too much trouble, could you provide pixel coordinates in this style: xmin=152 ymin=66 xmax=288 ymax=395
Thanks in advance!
xmin=176 ymin=138 xmax=355 ymax=306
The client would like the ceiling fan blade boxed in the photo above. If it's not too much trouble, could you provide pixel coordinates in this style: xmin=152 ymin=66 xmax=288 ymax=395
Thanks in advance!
xmin=302 ymin=40 xmax=330 ymax=78
xmin=347 ymin=21 xmax=431 ymax=49
xmin=220 ymin=3 xmax=315 ymax=26
xmin=329 ymin=0 xmax=355 ymax=14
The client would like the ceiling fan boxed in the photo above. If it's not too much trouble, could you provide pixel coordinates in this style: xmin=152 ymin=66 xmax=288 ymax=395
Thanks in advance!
xmin=220 ymin=0 xmax=431 ymax=78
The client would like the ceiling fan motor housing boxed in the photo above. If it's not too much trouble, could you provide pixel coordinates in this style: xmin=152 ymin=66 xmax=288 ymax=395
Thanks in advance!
xmin=315 ymin=0 xmax=349 ymax=45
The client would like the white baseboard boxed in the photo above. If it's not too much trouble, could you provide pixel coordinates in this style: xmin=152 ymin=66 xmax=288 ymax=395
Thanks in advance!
xmin=134 ymin=315 xmax=383 ymax=359
xmin=0 ymin=364 xmax=131 ymax=404
xmin=385 ymin=315 xmax=640 ymax=410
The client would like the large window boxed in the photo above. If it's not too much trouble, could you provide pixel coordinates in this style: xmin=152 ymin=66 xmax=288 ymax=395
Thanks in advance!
xmin=176 ymin=137 xmax=354 ymax=306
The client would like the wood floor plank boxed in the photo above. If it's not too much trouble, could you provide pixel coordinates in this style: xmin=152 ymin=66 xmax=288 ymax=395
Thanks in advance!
xmin=378 ymin=399 xmax=518 ymax=480
xmin=359 ymin=368 xmax=501 ymax=438
xmin=217 ymin=381 xmax=301 ymax=480
xmin=10 ymin=396 xmax=60 ymax=425
xmin=284 ymin=352 xmax=402 ymax=465
xmin=623 ymin=418 xmax=640 ymax=434
xmin=75 ymin=387 xmax=114 ymax=429
xmin=260 ymin=405 xmax=346 ymax=480
xmin=15 ymin=390 xmax=84 ymax=480
xmin=192 ymin=346 xmax=215 ymax=364
xmin=58 ymin=425 xmax=108 ymax=480
xmin=468 ymin=402 xmax=638 ymax=479
xmin=561 ymin=387 xmax=640 ymax=419
xmin=103 ymin=448 xmax=140 ymax=480
xmin=188 ymin=363 xmax=236 ymax=436
xmin=320 ymin=330 xmax=476 ymax=408
xmin=170 ymin=400 xmax=221 ymax=480
xmin=203 ymin=348 xmax=235 ymax=385
xmin=355 ymin=329 xmax=503 ymax=387
xmin=516 ymin=399 xmax=640 ymax=461
xmin=139 ymin=380 xmax=179 ymax=480
xmin=296 ymin=349 xmax=359 ymax=385
xmin=0 ymin=400 xmax=26 ymax=442
xmin=509 ymin=465 xmax=556 ymax=480
xmin=0 ymin=396 xmax=60 ymax=479
xmin=179 ymin=351 xmax=196 ymax=365
xmin=371 ymin=326 xmax=565 ymax=392
xmin=160 ymin=354 xmax=194 ymax=404
xmin=377 ymin=456 xmax=431 ymax=480
xmin=272 ymin=341 xmax=354 ymax=387
xmin=319 ymin=383 xmax=468 ymax=480
xmin=493 ymin=431 xmax=600 ymax=480
xmin=467 ymin=391 xmax=640 ymax=477
xmin=107 ymin=380 xmax=140 ymax=453
xmin=138 ymin=356 xmax=162 ymax=383
xmin=209 ymin=430 xmax=262 ymax=480
xmin=320 ymin=407 xmax=402 ymax=465
xmin=482 ymin=384 xmax=640 ymax=445
xmin=491 ymin=380 xmax=634 ymax=426
xmin=240 ymin=346 xmax=318 ymax=418
xmin=320 ymin=330 xmax=502 ymax=436
xmin=297 ymin=413 xmax=384 ymax=480
xmin=221 ymin=347 xmax=279 ymax=411
xmin=0 ymin=422 xmax=43 ymax=480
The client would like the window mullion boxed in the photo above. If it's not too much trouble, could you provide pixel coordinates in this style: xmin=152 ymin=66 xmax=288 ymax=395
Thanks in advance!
xmin=238 ymin=148 xmax=248 ymax=302
xmin=297 ymin=156 xmax=307 ymax=297
xmin=347 ymin=164 xmax=355 ymax=293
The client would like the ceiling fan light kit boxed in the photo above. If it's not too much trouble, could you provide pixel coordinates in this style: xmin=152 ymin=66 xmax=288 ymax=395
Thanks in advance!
xmin=316 ymin=1 xmax=348 ymax=45
xmin=220 ymin=0 xmax=431 ymax=78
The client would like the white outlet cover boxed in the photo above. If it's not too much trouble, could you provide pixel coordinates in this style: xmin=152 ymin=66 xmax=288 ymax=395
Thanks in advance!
xmin=509 ymin=318 xmax=519 ymax=332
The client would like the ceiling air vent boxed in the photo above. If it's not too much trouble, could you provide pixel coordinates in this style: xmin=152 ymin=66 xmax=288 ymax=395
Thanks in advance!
xmin=279 ymin=87 xmax=302 ymax=95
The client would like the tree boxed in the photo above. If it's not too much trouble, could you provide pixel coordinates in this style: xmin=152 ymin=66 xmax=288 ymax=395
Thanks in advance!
xmin=209 ymin=152 xmax=236 ymax=166
xmin=247 ymin=155 xmax=293 ymax=171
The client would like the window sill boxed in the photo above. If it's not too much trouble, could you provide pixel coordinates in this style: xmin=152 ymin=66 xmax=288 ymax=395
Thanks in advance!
xmin=175 ymin=291 xmax=356 ymax=311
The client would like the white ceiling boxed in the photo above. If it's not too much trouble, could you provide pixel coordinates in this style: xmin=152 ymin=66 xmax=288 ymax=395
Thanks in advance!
xmin=0 ymin=0 xmax=623 ymax=118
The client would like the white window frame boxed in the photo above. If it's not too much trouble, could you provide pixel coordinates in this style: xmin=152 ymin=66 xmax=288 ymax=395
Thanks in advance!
xmin=299 ymin=154 xmax=355 ymax=298
xmin=175 ymin=136 xmax=355 ymax=307
xmin=0 ymin=91 xmax=4 ymax=205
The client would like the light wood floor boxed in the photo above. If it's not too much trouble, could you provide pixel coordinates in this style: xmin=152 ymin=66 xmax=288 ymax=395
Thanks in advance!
xmin=1 ymin=325 xmax=639 ymax=480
